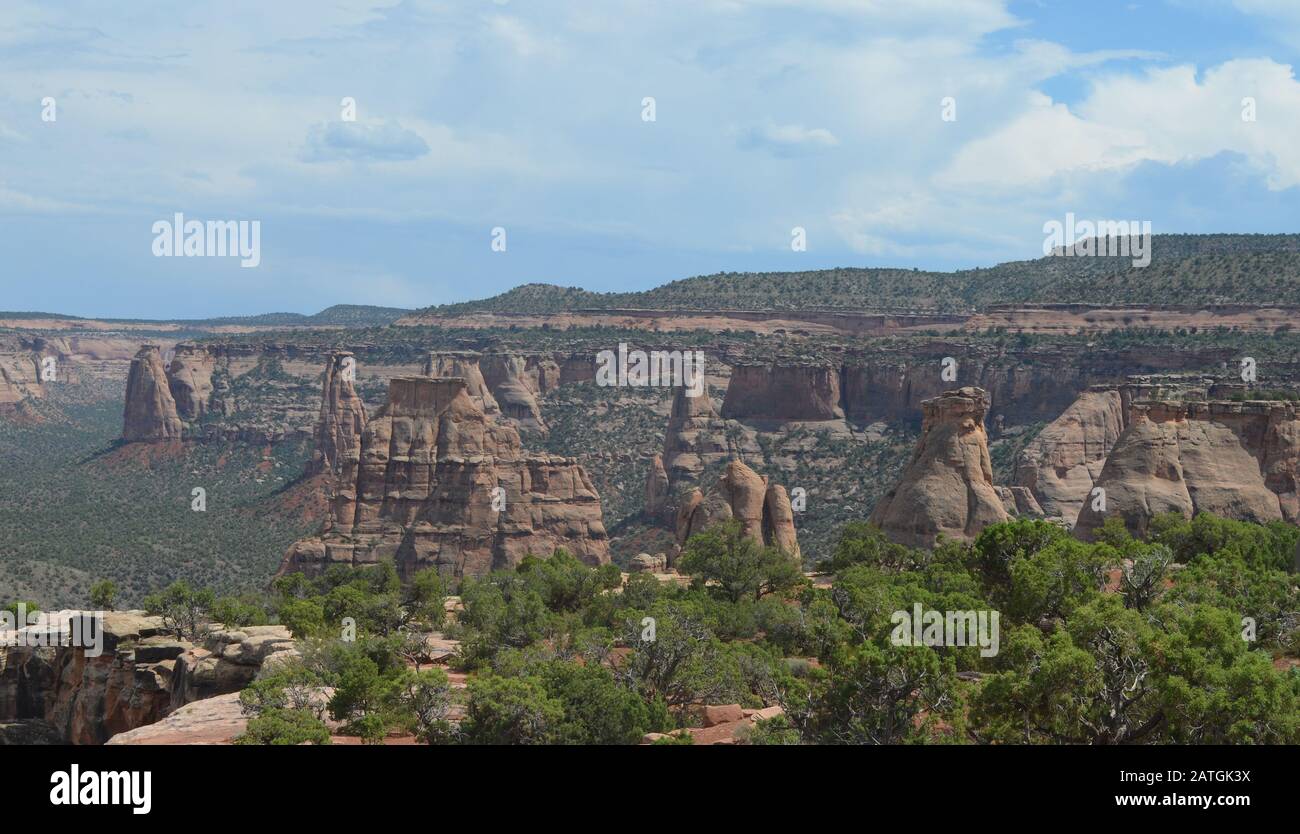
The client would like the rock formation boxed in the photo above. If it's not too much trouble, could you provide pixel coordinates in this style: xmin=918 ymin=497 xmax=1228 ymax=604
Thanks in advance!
xmin=645 ymin=453 xmax=670 ymax=516
xmin=645 ymin=382 xmax=756 ymax=522
xmin=424 ymin=351 xmax=500 ymax=416
xmin=721 ymin=363 xmax=843 ymax=422
xmin=0 ymin=351 xmax=43 ymax=415
xmin=122 ymin=345 xmax=184 ymax=441
xmin=280 ymin=376 xmax=608 ymax=579
xmin=1074 ymin=399 xmax=1300 ymax=539
xmin=480 ymin=353 xmax=547 ymax=433
xmin=673 ymin=459 xmax=801 ymax=562
xmin=166 ymin=344 xmax=215 ymax=421
xmin=1015 ymin=389 xmax=1126 ymax=522
xmin=0 ymin=611 xmax=291 ymax=745
xmin=308 ymin=352 xmax=368 ymax=477
xmin=869 ymin=387 xmax=1008 ymax=548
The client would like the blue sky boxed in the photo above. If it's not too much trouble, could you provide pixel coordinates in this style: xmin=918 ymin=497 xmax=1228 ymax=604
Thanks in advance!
xmin=1 ymin=0 xmax=1299 ymax=319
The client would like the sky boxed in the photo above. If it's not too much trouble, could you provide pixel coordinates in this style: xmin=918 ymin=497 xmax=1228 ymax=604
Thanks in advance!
xmin=1 ymin=0 xmax=1300 ymax=319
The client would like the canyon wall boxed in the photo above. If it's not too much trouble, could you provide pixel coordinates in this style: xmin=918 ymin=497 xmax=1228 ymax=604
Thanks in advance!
xmin=1015 ymin=389 xmax=1127 ymax=522
xmin=721 ymin=363 xmax=843 ymax=422
xmin=0 ymin=612 xmax=294 ymax=745
xmin=1074 ymin=399 xmax=1300 ymax=539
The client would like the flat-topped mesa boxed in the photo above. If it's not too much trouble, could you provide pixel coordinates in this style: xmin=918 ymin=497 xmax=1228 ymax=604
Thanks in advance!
xmin=1074 ymin=397 xmax=1300 ymax=540
xmin=307 ymin=351 xmax=368 ymax=478
xmin=721 ymin=363 xmax=843 ymax=422
xmin=869 ymin=387 xmax=1008 ymax=548
xmin=424 ymin=351 xmax=500 ymax=416
xmin=480 ymin=353 xmax=547 ymax=433
xmin=166 ymin=344 xmax=215 ymax=421
xmin=281 ymin=374 xmax=608 ymax=580
xmin=673 ymin=459 xmax=801 ymax=563
xmin=122 ymin=345 xmax=183 ymax=442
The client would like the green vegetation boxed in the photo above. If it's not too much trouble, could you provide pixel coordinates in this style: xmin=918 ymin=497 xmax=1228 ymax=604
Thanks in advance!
xmin=0 ymin=398 xmax=319 ymax=608
xmin=419 ymin=235 xmax=1300 ymax=315
xmin=228 ymin=511 xmax=1299 ymax=745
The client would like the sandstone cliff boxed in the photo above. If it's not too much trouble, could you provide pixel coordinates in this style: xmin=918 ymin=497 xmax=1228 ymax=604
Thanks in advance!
xmin=122 ymin=345 xmax=184 ymax=441
xmin=481 ymin=353 xmax=547 ymax=433
xmin=721 ymin=363 xmax=843 ymax=422
xmin=674 ymin=459 xmax=801 ymax=562
xmin=1075 ymin=399 xmax=1300 ymax=539
xmin=1015 ymin=389 xmax=1126 ymax=522
xmin=0 ymin=611 xmax=292 ymax=745
xmin=281 ymin=376 xmax=608 ymax=579
xmin=425 ymin=351 xmax=501 ymax=416
xmin=869 ymin=387 xmax=1009 ymax=548
xmin=166 ymin=344 xmax=215 ymax=421
xmin=308 ymin=352 xmax=368 ymax=477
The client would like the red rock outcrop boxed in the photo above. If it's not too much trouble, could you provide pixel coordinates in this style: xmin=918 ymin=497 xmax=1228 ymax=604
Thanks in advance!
xmin=674 ymin=459 xmax=801 ymax=562
xmin=166 ymin=344 xmax=215 ymax=421
xmin=649 ymin=382 xmax=746 ymax=514
xmin=480 ymin=353 xmax=547 ymax=433
xmin=721 ymin=363 xmax=843 ymax=422
xmin=280 ymin=376 xmax=608 ymax=579
xmin=1074 ymin=399 xmax=1300 ymax=539
xmin=425 ymin=351 xmax=500 ymax=416
xmin=869 ymin=387 xmax=1008 ymax=548
xmin=122 ymin=345 xmax=184 ymax=441
xmin=0 ymin=612 xmax=177 ymax=745
xmin=0 ymin=351 xmax=43 ymax=414
xmin=1015 ymin=389 xmax=1126 ymax=522
xmin=308 ymin=352 xmax=368 ymax=477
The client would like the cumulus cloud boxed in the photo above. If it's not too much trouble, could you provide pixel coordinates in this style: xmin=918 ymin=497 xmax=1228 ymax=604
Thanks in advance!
xmin=941 ymin=59 xmax=1300 ymax=190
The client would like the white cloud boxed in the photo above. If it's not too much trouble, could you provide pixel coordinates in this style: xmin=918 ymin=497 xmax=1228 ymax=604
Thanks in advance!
xmin=940 ymin=59 xmax=1300 ymax=190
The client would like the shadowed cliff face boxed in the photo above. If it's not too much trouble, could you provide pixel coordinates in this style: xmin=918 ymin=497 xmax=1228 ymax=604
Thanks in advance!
xmin=122 ymin=345 xmax=183 ymax=442
xmin=281 ymin=375 xmax=608 ymax=580
xmin=869 ymin=386 xmax=1008 ymax=548
xmin=722 ymin=364 xmax=843 ymax=422
xmin=1074 ymin=399 xmax=1300 ymax=539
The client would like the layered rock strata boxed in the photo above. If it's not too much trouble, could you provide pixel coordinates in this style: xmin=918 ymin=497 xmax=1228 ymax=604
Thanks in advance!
xmin=1074 ymin=399 xmax=1300 ymax=539
xmin=280 ymin=376 xmax=609 ymax=579
xmin=869 ymin=387 xmax=1009 ymax=548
